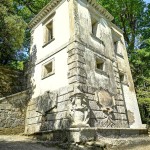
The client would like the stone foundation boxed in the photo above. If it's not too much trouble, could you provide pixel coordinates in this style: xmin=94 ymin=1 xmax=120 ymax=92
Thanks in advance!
xmin=25 ymin=85 xmax=131 ymax=134
xmin=31 ymin=128 xmax=148 ymax=143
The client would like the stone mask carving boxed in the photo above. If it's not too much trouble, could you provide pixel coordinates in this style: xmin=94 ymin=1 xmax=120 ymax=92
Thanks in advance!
xmin=94 ymin=89 xmax=115 ymax=113
xmin=36 ymin=91 xmax=58 ymax=131
xmin=69 ymin=93 xmax=90 ymax=128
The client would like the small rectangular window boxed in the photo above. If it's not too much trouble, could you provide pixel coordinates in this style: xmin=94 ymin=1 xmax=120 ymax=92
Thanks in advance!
xmin=42 ymin=12 xmax=55 ymax=47
xmin=46 ymin=22 xmax=53 ymax=42
xmin=119 ymin=72 xmax=125 ymax=82
xmin=119 ymin=71 xmax=128 ymax=85
xmin=113 ymin=40 xmax=123 ymax=57
xmin=42 ymin=59 xmax=55 ymax=79
xmin=95 ymin=56 xmax=109 ymax=77
xmin=45 ymin=21 xmax=53 ymax=43
xmin=96 ymin=58 xmax=104 ymax=70
xmin=43 ymin=21 xmax=55 ymax=47
xmin=91 ymin=17 xmax=98 ymax=36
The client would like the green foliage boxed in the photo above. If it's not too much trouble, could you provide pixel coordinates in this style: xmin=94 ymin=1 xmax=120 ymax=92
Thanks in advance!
xmin=130 ymin=40 xmax=150 ymax=87
xmin=130 ymin=39 xmax=150 ymax=124
xmin=98 ymin=0 xmax=147 ymax=51
xmin=12 ymin=0 xmax=52 ymax=62
xmin=14 ymin=0 xmax=51 ymax=15
xmin=0 ymin=0 xmax=27 ymax=66
xmin=0 ymin=0 xmax=52 ymax=68
xmin=138 ymin=97 xmax=150 ymax=124
xmin=98 ymin=0 xmax=150 ymax=124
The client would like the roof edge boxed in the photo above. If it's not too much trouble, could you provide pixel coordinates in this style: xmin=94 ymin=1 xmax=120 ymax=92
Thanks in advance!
xmin=28 ymin=0 xmax=62 ymax=29
xmin=87 ymin=0 xmax=114 ymax=21
xmin=29 ymin=0 xmax=114 ymax=29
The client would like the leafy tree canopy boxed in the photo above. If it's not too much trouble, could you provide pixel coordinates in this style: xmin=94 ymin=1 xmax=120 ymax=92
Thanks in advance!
xmin=98 ymin=0 xmax=149 ymax=51
xmin=0 ymin=0 xmax=27 ymax=67
xmin=98 ymin=0 xmax=150 ymax=124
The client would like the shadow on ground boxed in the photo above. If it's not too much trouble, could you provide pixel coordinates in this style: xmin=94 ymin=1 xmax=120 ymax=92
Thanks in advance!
xmin=0 ymin=140 xmax=60 ymax=150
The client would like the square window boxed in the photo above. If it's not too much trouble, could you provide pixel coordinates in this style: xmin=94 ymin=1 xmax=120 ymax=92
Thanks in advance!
xmin=42 ymin=59 xmax=55 ymax=79
xmin=44 ymin=62 xmax=52 ymax=75
xmin=95 ymin=56 xmax=108 ymax=77
xmin=96 ymin=58 xmax=104 ymax=70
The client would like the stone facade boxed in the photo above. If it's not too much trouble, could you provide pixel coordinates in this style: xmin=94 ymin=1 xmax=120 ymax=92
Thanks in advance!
xmin=25 ymin=0 xmax=144 ymax=137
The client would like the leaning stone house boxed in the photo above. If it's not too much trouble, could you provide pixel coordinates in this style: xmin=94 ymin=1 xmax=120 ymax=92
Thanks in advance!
xmin=0 ymin=0 xmax=147 ymax=141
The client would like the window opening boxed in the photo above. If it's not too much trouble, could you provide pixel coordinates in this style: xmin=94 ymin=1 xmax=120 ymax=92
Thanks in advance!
xmin=96 ymin=58 xmax=104 ymax=70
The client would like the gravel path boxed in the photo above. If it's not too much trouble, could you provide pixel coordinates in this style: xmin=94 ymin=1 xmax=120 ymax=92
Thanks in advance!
xmin=0 ymin=135 xmax=61 ymax=150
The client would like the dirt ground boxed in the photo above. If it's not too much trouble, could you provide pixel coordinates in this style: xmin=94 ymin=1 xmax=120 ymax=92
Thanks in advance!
xmin=0 ymin=135 xmax=150 ymax=150
xmin=0 ymin=135 xmax=61 ymax=150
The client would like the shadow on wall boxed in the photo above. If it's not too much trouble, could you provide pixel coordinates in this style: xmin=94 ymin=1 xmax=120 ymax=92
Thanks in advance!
xmin=31 ymin=86 xmax=118 ymax=136
xmin=27 ymin=44 xmax=37 ymax=99
xmin=33 ymin=86 xmax=118 ymax=137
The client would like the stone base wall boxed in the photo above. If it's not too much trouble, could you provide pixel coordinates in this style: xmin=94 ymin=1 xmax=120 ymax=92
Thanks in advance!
xmin=0 ymin=66 xmax=27 ymax=98
xmin=25 ymin=85 xmax=129 ymax=134
xmin=33 ymin=128 xmax=148 ymax=143
xmin=0 ymin=91 xmax=29 ymax=134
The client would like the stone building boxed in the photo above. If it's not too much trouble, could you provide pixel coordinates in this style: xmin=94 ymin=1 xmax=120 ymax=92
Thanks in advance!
xmin=24 ymin=0 xmax=146 ymax=142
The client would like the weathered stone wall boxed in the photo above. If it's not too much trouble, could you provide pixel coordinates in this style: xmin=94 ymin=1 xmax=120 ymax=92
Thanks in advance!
xmin=25 ymin=84 xmax=129 ymax=134
xmin=25 ymin=0 xmax=142 ymax=135
xmin=0 ymin=91 xmax=29 ymax=134
xmin=0 ymin=66 xmax=27 ymax=98
xmin=75 ymin=0 xmax=142 ymax=128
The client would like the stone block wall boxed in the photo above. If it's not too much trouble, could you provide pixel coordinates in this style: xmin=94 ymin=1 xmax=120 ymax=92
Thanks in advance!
xmin=25 ymin=84 xmax=129 ymax=134
xmin=0 ymin=66 xmax=27 ymax=98
xmin=25 ymin=0 xmax=142 ymax=135
xmin=0 ymin=91 xmax=29 ymax=134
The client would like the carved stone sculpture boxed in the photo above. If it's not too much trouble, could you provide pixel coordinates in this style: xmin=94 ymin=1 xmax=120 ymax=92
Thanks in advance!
xmin=94 ymin=89 xmax=116 ymax=127
xmin=36 ymin=91 xmax=58 ymax=130
xmin=36 ymin=91 xmax=58 ymax=115
xmin=69 ymin=93 xmax=90 ymax=127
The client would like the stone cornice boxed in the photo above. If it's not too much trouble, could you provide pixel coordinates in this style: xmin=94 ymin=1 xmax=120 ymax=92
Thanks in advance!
xmin=87 ymin=0 xmax=114 ymax=21
xmin=29 ymin=0 xmax=114 ymax=29
xmin=28 ymin=0 xmax=63 ymax=29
